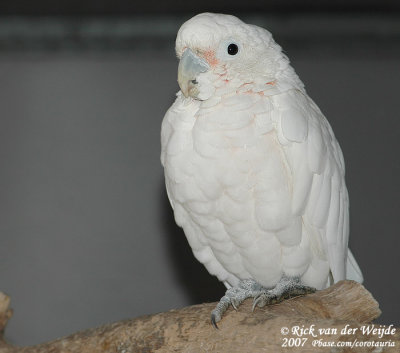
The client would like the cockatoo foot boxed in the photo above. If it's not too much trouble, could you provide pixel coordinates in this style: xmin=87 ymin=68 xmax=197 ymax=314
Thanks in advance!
xmin=211 ymin=279 xmax=263 ymax=328
xmin=252 ymin=276 xmax=315 ymax=310
xmin=210 ymin=276 xmax=315 ymax=328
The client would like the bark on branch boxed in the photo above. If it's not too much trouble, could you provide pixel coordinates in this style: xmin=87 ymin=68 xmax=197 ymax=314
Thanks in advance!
xmin=0 ymin=281 xmax=398 ymax=353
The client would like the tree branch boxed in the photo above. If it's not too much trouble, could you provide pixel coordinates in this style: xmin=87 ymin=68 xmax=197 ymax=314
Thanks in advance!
xmin=0 ymin=281 xmax=398 ymax=353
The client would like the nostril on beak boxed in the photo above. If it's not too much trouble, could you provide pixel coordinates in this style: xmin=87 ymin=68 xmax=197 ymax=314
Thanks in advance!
xmin=178 ymin=48 xmax=209 ymax=98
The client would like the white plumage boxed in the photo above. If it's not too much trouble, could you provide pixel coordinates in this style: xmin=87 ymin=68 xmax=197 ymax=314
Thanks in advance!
xmin=161 ymin=13 xmax=363 ymax=296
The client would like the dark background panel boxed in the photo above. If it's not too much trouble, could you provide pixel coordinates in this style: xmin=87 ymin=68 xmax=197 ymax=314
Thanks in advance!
xmin=0 ymin=0 xmax=399 ymax=16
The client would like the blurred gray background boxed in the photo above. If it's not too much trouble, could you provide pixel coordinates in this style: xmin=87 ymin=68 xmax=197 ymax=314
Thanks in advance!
xmin=0 ymin=0 xmax=399 ymax=346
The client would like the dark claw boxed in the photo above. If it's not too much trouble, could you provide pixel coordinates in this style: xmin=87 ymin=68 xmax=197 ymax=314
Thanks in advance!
xmin=230 ymin=298 xmax=238 ymax=310
xmin=211 ymin=313 xmax=219 ymax=330
xmin=252 ymin=296 xmax=262 ymax=311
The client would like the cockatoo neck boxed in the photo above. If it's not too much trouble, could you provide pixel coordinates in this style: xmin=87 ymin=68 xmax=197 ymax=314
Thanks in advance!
xmin=192 ymin=67 xmax=303 ymax=101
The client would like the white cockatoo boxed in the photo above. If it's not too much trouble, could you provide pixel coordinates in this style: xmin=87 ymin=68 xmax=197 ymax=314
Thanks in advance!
xmin=161 ymin=13 xmax=363 ymax=326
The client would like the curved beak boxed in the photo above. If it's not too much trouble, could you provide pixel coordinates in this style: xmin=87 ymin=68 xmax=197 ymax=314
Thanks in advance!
xmin=178 ymin=48 xmax=210 ymax=98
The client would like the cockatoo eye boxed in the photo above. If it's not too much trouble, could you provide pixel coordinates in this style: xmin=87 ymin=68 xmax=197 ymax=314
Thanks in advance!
xmin=216 ymin=39 xmax=240 ymax=61
xmin=227 ymin=43 xmax=239 ymax=55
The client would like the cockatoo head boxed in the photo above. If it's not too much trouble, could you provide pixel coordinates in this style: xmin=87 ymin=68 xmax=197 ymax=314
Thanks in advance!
xmin=176 ymin=13 xmax=300 ymax=100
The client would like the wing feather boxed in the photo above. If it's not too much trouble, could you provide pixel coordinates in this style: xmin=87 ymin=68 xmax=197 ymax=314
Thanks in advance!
xmin=273 ymin=89 xmax=356 ymax=283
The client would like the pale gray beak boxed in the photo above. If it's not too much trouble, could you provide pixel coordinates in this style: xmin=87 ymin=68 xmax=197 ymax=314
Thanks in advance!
xmin=178 ymin=48 xmax=210 ymax=98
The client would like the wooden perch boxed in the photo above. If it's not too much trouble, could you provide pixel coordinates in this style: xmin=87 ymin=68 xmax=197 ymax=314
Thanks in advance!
xmin=0 ymin=281 xmax=398 ymax=353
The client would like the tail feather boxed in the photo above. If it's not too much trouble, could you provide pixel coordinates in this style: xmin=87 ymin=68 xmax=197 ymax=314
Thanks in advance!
xmin=346 ymin=249 xmax=364 ymax=283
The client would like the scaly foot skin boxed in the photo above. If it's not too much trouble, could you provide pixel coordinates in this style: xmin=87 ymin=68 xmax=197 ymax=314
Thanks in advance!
xmin=211 ymin=276 xmax=316 ymax=328
xmin=211 ymin=279 xmax=263 ymax=328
